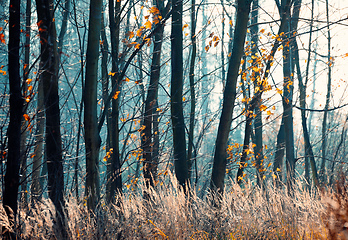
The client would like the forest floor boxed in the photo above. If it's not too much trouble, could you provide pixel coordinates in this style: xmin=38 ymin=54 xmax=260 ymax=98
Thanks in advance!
xmin=1 ymin=175 xmax=346 ymax=239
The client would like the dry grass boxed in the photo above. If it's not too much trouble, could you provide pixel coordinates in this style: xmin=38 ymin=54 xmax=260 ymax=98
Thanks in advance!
xmin=2 ymin=175 xmax=344 ymax=239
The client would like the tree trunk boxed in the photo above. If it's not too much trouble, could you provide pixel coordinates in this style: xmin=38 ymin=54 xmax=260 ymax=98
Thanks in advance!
xmin=250 ymin=0 xmax=264 ymax=187
xmin=281 ymin=0 xmax=295 ymax=192
xmin=319 ymin=0 xmax=332 ymax=182
xmin=142 ymin=1 xmax=166 ymax=189
xmin=210 ymin=0 xmax=252 ymax=195
xmin=171 ymin=0 xmax=189 ymax=189
xmin=187 ymin=0 xmax=196 ymax=183
xmin=4 ymin=0 xmax=23 ymax=220
xmin=291 ymin=0 xmax=318 ymax=188
xmin=20 ymin=0 xmax=32 ymax=205
xmin=107 ymin=0 xmax=123 ymax=203
xmin=84 ymin=0 xmax=103 ymax=209
xmin=35 ymin=0 xmax=65 ymax=235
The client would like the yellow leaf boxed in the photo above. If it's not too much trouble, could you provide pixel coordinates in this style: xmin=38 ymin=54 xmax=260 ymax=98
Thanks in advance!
xmin=276 ymin=168 xmax=281 ymax=172
xmin=229 ymin=20 xmax=233 ymax=26
xmin=182 ymin=97 xmax=186 ymax=101
xmin=204 ymin=45 xmax=210 ymax=52
xmin=108 ymin=72 xmax=116 ymax=76
xmin=267 ymin=162 xmax=272 ymax=168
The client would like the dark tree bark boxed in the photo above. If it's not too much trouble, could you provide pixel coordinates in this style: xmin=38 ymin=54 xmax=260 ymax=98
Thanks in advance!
xmin=84 ymin=0 xmax=103 ymax=209
xmin=35 ymin=0 xmax=65 ymax=235
xmin=20 ymin=0 xmax=32 ymax=205
xmin=171 ymin=0 xmax=189 ymax=189
xmin=107 ymin=0 xmax=123 ymax=203
xmin=142 ymin=1 xmax=167 ymax=189
xmin=187 ymin=0 xmax=196 ymax=183
xmin=278 ymin=0 xmax=296 ymax=192
xmin=4 ymin=0 xmax=23 ymax=220
xmin=210 ymin=0 xmax=252 ymax=195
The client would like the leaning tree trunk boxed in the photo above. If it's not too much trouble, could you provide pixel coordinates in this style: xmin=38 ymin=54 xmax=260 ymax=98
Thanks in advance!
xmin=171 ymin=0 xmax=189 ymax=189
xmin=84 ymin=0 xmax=103 ymax=210
xmin=4 ymin=0 xmax=23 ymax=221
xmin=210 ymin=0 xmax=252 ymax=196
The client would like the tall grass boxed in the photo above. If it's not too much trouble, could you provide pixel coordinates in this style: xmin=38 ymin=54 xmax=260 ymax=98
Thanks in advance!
xmin=1 ymin=174 xmax=344 ymax=239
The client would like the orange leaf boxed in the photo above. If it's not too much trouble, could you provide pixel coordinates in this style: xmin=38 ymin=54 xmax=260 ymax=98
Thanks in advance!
xmin=182 ymin=24 xmax=188 ymax=31
xmin=113 ymin=91 xmax=120 ymax=100
xmin=23 ymin=114 xmax=30 ymax=121
xmin=145 ymin=20 xmax=152 ymax=29
xmin=0 ymin=33 xmax=5 ymax=44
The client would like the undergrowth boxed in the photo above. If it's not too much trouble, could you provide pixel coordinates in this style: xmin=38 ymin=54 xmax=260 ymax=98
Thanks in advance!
xmin=1 ymin=175 xmax=347 ymax=239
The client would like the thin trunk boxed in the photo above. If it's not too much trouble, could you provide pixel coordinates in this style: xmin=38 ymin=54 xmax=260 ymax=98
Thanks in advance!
xmin=250 ymin=0 xmax=264 ymax=186
xmin=210 ymin=0 xmax=252 ymax=195
xmin=101 ymin=11 xmax=111 ymax=158
xmin=292 ymin=0 xmax=318 ymax=188
xmin=187 ymin=0 xmax=196 ymax=183
xmin=171 ymin=0 xmax=189 ymax=189
xmin=84 ymin=0 xmax=103 ymax=209
xmin=320 ymin=0 xmax=332 ymax=182
xmin=4 ymin=0 xmax=22 ymax=220
xmin=72 ymin=0 xmax=85 ymax=200
xmin=21 ymin=0 xmax=32 ymax=205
